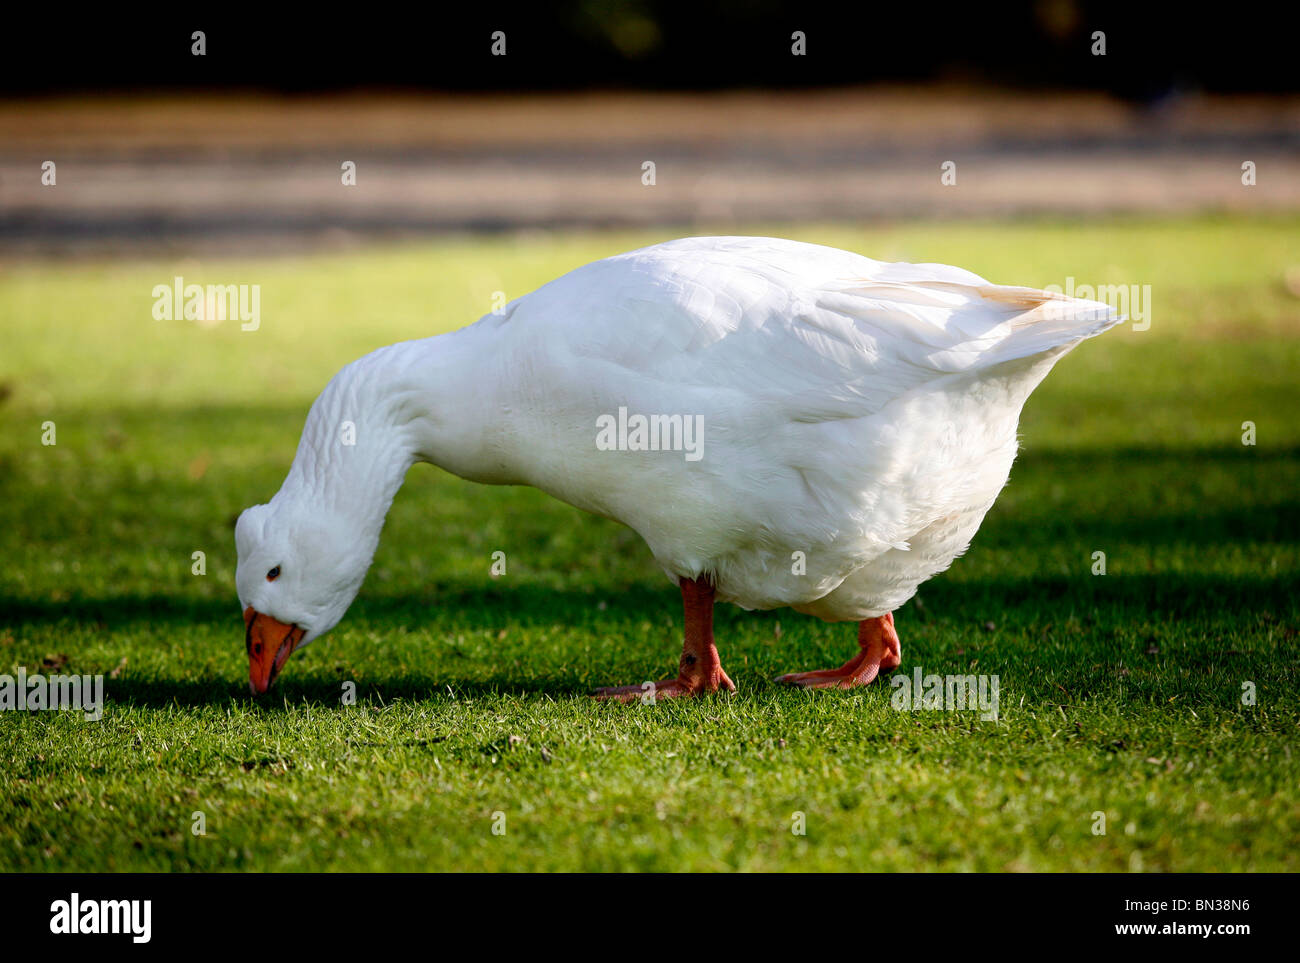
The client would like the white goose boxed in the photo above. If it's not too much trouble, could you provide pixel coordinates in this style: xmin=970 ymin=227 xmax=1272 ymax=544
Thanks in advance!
xmin=236 ymin=236 xmax=1119 ymax=699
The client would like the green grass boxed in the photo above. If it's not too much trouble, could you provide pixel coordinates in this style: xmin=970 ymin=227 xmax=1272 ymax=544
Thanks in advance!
xmin=2 ymin=215 xmax=1298 ymax=871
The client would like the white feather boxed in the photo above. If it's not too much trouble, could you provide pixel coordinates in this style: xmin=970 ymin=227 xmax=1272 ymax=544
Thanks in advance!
xmin=236 ymin=236 xmax=1121 ymax=642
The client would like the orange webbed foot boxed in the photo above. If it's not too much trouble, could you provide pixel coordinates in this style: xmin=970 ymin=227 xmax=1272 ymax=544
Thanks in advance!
xmin=594 ymin=669 xmax=736 ymax=703
xmin=594 ymin=575 xmax=734 ymax=703
xmin=777 ymin=612 xmax=901 ymax=690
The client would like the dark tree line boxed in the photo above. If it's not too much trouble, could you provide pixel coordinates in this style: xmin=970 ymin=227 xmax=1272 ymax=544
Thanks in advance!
xmin=2 ymin=3 xmax=1291 ymax=96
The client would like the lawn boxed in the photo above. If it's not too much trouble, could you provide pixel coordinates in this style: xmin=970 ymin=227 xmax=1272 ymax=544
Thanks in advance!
xmin=1 ymin=216 xmax=1298 ymax=871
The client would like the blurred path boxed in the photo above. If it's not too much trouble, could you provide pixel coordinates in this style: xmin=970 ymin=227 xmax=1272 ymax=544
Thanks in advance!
xmin=2 ymin=89 xmax=1298 ymax=255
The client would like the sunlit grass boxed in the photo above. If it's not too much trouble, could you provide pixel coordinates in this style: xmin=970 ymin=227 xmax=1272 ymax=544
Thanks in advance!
xmin=1 ymin=215 xmax=1298 ymax=870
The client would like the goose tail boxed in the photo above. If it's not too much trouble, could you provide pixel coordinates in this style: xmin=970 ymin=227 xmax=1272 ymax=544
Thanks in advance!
xmin=975 ymin=285 xmax=1124 ymax=367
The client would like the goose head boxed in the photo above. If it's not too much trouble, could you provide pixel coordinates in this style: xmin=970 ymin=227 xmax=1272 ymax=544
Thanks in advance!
xmin=235 ymin=498 xmax=378 ymax=694
xmin=229 ymin=335 xmax=488 ymax=694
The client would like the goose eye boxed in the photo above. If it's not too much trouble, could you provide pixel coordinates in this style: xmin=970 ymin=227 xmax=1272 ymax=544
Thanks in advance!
xmin=266 ymin=566 xmax=281 ymax=581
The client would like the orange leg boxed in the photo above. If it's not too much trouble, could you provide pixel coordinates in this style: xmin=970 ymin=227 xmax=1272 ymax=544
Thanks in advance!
xmin=776 ymin=612 xmax=902 ymax=689
xmin=595 ymin=575 xmax=736 ymax=702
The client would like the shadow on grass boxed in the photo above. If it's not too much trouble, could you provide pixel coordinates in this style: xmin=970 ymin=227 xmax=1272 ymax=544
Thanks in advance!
xmin=3 ymin=572 xmax=1295 ymax=711
xmin=0 ymin=584 xmax=668 ymax=631
xmin=989 ymin=447 xmax=1300 ymax=548
xmin=3 ymin=571 xmax=1294 ymax=633
xmin=100 ymin=672 xmax=582 ymax=709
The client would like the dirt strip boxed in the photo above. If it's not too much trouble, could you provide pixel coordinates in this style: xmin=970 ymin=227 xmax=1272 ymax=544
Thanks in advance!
xmin=3 ymin=89 xmax=1297 ymax=255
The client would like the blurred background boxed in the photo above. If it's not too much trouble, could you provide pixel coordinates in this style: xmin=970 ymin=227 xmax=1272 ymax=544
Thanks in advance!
xmin=1 ymin=2 xmax=1297 ymax=255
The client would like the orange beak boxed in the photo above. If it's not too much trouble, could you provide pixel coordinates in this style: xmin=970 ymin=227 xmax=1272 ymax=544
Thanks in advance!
xmin=244 ymin=606 xmax=306 ymax=694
